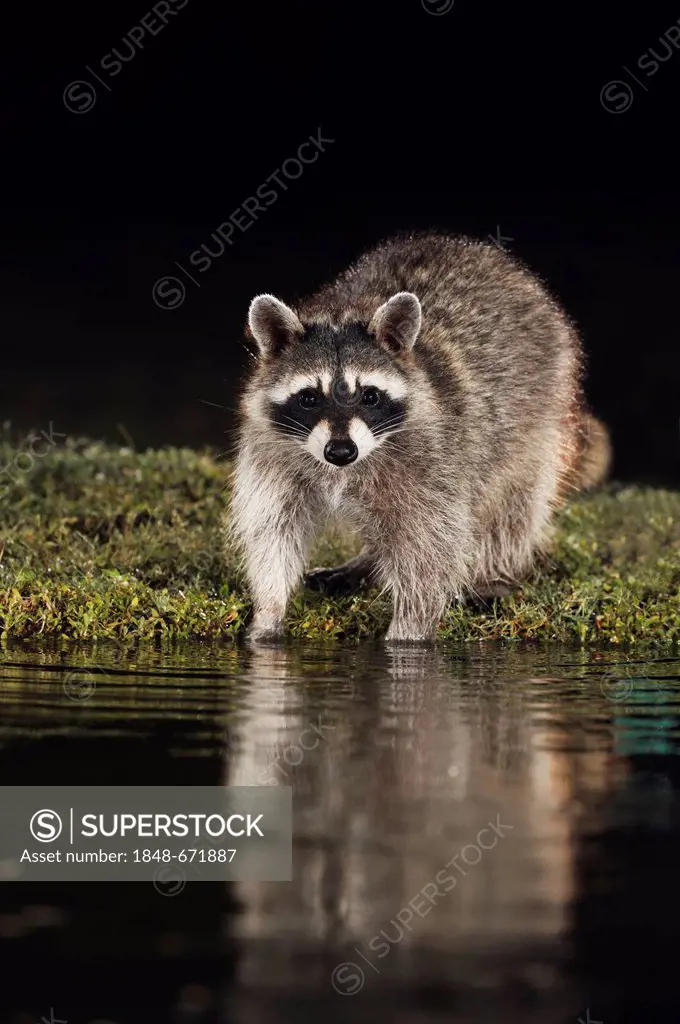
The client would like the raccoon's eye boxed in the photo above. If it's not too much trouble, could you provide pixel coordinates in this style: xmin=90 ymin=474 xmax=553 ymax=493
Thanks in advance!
xmin=361 ymin=387 xmax=381 ymax=407
xmin=298 ymin=389 xmax=319 ymax=409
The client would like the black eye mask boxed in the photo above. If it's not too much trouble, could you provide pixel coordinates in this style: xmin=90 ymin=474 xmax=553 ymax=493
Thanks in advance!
xmin=269 ymin=390 xmax=326 ymax=436
xmin=269 ymin=385 xmax=407 ymax=441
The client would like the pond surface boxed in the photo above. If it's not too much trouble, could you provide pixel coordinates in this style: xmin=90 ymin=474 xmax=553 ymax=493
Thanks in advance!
xmin=0 ymin=639 xmax=679 ymax=1024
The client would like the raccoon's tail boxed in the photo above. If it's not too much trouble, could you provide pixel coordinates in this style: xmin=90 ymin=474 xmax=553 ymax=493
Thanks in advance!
xmin=572 ymin=413 xmax=612 ymax=492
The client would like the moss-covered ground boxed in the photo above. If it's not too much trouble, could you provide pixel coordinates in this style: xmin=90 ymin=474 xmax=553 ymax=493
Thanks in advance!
xmin=0 ymin=434 xmax=678 ymax=644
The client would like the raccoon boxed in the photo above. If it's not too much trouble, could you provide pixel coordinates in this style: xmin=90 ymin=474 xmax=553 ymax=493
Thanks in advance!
xmin=228 ymin=233 xmax=610 ymax=642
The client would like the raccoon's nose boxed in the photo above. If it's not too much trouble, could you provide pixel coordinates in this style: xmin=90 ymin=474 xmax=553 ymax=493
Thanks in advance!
xmin=323 ymin=439 xmax=358 ymax=466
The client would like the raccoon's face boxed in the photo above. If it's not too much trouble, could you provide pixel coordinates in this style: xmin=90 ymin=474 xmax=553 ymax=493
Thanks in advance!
xmin=246 ymin=292 xmax=422 ymax=468
xmin=267 ymin=367 xmax=408 ymax=467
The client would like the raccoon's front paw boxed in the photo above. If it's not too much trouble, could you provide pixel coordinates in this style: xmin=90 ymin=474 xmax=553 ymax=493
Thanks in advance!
xmin=384 ymin=630 xmax=431 ymax=645
xmin=246 ymin=615 xmax=284 ymax=644
xmin=384 ymin=619 xmax=435 ymax=644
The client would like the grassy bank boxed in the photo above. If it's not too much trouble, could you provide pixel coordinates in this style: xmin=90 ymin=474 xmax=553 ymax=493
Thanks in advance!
xmin=0 ymin=435 xmax=678 ymax=644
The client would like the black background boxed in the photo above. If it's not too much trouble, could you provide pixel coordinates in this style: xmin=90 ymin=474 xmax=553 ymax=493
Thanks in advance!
xmin=1 ymin=7 xmax=680 ymax=1020
xmin=2 ymin=0 xmax=680 ymax=485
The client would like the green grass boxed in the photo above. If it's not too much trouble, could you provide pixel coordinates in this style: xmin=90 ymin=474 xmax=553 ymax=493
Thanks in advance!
xmin=0 ymin=432 xmax=678 ymax=644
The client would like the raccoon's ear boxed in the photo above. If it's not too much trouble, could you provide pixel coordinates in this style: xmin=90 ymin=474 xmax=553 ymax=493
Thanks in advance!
xmin=369 ymin=292 xmax=422 ymax=355
xmin=247 ymin=294 xmax=304 ymax=358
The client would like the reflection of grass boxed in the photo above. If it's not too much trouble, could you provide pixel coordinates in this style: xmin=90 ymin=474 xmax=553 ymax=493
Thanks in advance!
xmin=0 ymin=436 xmax=678 ymax=643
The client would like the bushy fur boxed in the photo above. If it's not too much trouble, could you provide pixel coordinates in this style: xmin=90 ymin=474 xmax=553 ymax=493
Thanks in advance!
xmin=228 ymin=233 xmax=610 ymax=641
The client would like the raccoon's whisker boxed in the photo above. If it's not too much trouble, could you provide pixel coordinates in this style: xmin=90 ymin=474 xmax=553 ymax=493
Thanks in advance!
xmin=272 ymin=423 xmax=309 ymax=437
xmin=213 ymin=446 xmax=239 ymax=461
xmin=261 ymin=437 xmax=306 ymax=446
xmin=281 ymin=414 xmax=309 ymax=431
xmin=249 ymin=434 xmax=305 ymax=448
xmin=377 ymin=445 xmax=410 ymax=458
xmin=372 ymin=430 xmax=403 ymax=442
xmin=198 ymin=399 xmax=239 ymax=413
xmin=274 ymin=427 xmax=308 ymax=437
xmin=373 ymin=434 xmax=410 ymax=451
xmin=373 ymin=427 xmax=411 ymax=441
xmin=372 ymin=418 xmax=421 ymax=436
xmin=240 ymin=342 xmax=258 ymax=362
xmin=376 ymin=442 xmax=410 ymax=455
xmin=372 ymin=414 xmax=405 ymax=431
xmin=373 ymin=423 xmax=409 ymax=435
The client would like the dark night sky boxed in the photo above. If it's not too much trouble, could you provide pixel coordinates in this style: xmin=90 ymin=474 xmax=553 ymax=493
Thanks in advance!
xmin=2 ymin=0 xmax=680 ymax=484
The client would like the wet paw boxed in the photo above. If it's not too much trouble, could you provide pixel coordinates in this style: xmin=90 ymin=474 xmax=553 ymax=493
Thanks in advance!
xmin=246 ymin=630 xmax=284 ymax=645
xmin=246 ymin=618 xmax=284 ymax=643
xmin=384 ymin=633 xmax=431 ymax=645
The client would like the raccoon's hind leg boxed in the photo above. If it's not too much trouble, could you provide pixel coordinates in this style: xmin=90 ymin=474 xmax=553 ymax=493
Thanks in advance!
xmin=304 ymin=546 xmax=376 ymax=596
xmin=465 ymin=580 xmax=516 ymax=611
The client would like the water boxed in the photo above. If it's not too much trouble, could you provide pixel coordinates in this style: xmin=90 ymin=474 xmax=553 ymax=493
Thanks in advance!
xmin=1 ymin=639 xmax=679 ymax=1024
